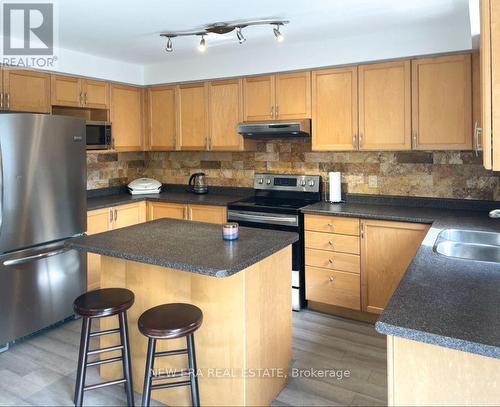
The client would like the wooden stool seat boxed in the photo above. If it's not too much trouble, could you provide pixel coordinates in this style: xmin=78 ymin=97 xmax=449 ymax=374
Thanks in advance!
xmin=138 ymin=303 xmax=203 ymax=339
xmin=73 ymin=288 xmax=134 ymax=318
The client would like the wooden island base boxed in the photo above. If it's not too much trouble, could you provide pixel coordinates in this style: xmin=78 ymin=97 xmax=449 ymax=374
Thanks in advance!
xmin=98 ymin=246 xmax=292 ymax=406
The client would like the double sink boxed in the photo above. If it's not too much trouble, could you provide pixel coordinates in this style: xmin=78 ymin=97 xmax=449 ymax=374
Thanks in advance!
xmin=434 ymin=229 xmax=500 ymax=263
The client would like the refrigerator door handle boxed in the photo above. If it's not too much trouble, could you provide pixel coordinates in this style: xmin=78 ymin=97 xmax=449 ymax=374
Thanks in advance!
xmin=3 ymin=246 xmax=71 ymax=267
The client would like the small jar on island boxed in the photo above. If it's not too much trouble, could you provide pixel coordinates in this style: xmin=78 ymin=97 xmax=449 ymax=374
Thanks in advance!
xmin=223 ymin=223 xmax=239 ymax=240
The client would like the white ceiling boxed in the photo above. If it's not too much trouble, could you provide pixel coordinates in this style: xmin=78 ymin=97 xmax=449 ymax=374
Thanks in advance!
xmin=48 ymin=0 xmax=475 ymax=84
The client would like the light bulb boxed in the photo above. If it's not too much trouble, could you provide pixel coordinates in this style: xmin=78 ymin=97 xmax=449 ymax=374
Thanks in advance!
xmin=197 ymin=36 xmax=207 ymax=52
xmin=273 ymin=25 xmax=284 ymax=42
xmin=165 ymin=37 xmax=173 ymax=52
xmin=236 ymin=27 xmax=246 ymax=44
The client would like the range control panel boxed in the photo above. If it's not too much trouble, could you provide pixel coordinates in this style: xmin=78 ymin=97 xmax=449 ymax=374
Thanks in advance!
xmin=254 ymin=173 xmax=321 ymax=193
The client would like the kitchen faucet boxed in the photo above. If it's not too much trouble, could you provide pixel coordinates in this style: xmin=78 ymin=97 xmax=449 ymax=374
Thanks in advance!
xmin=489 ymin=209 xmax=500 ymax=218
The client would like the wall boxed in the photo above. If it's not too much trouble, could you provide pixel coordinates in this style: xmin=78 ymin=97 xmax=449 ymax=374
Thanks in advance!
xmin=87 ymin=152 xmax=145 ymax=189
xmin=143 ymin=141 xmax=499 ymax=201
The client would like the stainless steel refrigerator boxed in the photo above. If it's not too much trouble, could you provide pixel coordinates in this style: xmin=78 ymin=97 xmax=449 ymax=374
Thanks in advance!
xmin=0 ymin=113 xmax=87 ymax=346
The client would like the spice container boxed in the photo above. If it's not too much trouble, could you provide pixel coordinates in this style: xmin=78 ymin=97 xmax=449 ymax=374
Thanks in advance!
xmin=223 ymin=223 xmax=239 ymax=241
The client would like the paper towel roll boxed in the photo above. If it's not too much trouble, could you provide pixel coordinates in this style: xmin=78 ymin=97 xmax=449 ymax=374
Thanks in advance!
xmin=329 ymin=172 xmax=342 ymax=202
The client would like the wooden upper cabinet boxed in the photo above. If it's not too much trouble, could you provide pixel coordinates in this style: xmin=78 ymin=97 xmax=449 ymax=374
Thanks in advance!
xmin=312 ymin=67 xmax=358 ymax=151
xmin=110 ymin=84 xmax=143 ymax=151
xmin=358 ymin=61 xmax=411 ymax=150
xmin=3 ymin=69 xmax=50 ymax=113
xmin=177 ymin=82 xmax=209 ymax=151
xmin=412 ymin=54 xmax=472 ymax=150
xmin=51 ymin=75 xmax=81 ymax=107
xmin=83 ymin=79 xmax=109 ymax=109
xmin=148 ymin=86 xmax=176 ymax=150
xmin=243 ymin=75 xmax=275 ymax=121
xmin=361 ymin=220 xmax=429 ymax=314
xmin=275 ymin=72 xmax=311 ymax=119
xmin=480 ymin=0 xmax=500 ymax=170
xmin=208 ymin=79 xmax=243 ymax=151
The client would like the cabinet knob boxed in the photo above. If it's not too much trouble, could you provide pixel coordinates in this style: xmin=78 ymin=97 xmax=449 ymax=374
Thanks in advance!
xmin=328 ymin=241 xmax=333 ymax=247
xmin=328 ymin=275 xmax=335 ymax=283
xmin=328 ymin=258 xmax=334 ymax=264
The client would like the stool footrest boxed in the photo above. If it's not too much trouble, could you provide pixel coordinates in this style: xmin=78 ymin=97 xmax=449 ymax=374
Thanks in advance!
xmin=89 ymin=328 xmax=121 ymax=337
xmin=84 ymin=378 xmax=127 ymax=391
xmin=86 ymin=356 xmax=123 ymax=367
xmin=87 ymin=344 xmax=124 ymax=356
xmin=151 ymin=380 xmax=191 ymax=390
xmin=152 ymin=370 xmax=191 ymax=381
xmin=155 ymin=348 xmax=188 ymax=358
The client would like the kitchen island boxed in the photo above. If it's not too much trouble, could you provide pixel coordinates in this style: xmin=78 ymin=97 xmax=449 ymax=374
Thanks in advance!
xmin=68 ymin=219 xmax=298 ymax=406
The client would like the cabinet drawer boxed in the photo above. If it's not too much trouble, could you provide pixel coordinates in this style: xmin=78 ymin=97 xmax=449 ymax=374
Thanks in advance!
xmin=305 ymin=248 xmax=360 ymax=274
xmin=305 ymin=214 xmax=360 ymax=235
xmin=305 ymin=231 xmax=360 ymax=254
xmin=306 ymin=266 xmax=360 ymax=310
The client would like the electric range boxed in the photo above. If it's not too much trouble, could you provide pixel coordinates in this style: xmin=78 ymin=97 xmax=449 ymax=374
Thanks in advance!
xmin=227 ymin=173 xmax=322 ymax=310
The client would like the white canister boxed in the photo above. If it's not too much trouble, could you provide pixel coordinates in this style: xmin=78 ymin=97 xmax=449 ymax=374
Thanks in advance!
xmin=328 ymin=172 xmax=342 ymax=202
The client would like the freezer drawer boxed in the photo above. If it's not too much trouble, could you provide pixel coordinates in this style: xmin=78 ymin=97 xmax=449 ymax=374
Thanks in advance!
xmin=0 ymin=242 xmax=86 ymax=345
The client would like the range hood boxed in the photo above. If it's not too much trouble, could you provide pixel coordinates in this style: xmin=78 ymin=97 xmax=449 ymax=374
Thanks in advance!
xmin=237 ymin=119 xmax=311 ymax=139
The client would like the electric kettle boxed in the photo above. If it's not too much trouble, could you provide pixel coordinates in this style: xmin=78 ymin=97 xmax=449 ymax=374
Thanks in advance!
xmin=188 ymin=172 xmax=208 ymax=194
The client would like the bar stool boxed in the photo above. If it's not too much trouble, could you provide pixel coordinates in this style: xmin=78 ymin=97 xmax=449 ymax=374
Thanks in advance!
xmin=73 ymin=288 xmax=135 ymax=407
xmin=138 ymin=303 xmax=203 ymax=407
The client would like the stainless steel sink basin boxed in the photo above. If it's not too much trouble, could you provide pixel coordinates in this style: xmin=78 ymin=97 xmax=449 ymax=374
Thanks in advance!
xmin=433 ymin=229 xmax=500 ymax=264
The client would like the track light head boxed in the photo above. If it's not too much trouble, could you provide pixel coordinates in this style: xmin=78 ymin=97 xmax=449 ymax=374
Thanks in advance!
xmin=273 ymin=25 xmax=284 ymax=42
xmin=236 ymin=27 xmax=246 ymax=44
xmin=197 ymin=35 xmax=207 ymax=52
xmin=165 ymin=37 xmax=173 ymax=52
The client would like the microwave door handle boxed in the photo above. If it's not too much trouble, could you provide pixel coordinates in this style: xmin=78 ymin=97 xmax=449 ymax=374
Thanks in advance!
xmin=3 ymin=247 xmax=71 ymax=267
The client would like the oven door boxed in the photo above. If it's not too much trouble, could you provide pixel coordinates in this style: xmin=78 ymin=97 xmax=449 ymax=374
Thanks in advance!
xmin=227 ymin=209 xmax=303 ymax=310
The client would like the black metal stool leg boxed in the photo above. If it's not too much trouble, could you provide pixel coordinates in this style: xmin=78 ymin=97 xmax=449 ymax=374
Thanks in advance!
xmin=187 ymin=334 xmax=200 ymax=407
xmin=74 ymin=317 xmax=91 ymax=407
xmin=119 ymin=311 xmax=135 ymax=407
xmin=142 ymin=338 xmax=156 ymax=407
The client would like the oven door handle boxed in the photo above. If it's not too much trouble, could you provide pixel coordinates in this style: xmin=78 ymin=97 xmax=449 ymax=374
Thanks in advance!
xmin=228 ymin=211 xmax=298 ymax=226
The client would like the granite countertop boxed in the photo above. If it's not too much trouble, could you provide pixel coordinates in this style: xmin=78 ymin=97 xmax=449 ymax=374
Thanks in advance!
xmin=67 ymin=218 xmax=298 ymax=278
xmin=87 ymin=185 xmax=253 ymax=211
xmin=301 ymin=195 xmax=500 ymax=359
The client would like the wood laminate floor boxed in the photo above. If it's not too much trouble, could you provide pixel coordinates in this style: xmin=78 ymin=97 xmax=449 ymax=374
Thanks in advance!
xmin=0 ymin=310 xmax=387 ymax=406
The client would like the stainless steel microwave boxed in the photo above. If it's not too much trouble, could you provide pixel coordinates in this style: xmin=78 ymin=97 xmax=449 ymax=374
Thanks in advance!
xmin=86 ymin=121 xmax=112 ymax=150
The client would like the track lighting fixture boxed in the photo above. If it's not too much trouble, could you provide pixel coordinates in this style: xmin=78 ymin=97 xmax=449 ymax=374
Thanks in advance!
xmin=160 ymin=18 xmax=289 ymax=54
xmin=197 ymin=35 xmax=207 ymax=52
xmin=273 ymin=24 xmax=284 ymax=42
xmin=236 ymin=27 xmax=246 ymax=44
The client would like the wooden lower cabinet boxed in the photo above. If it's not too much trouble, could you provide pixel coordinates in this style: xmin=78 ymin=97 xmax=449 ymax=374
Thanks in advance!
xmin=306 ymin=266 xmax=360 ymax=310
xmin=305 ymin=214 xmax=430 ymax=316
xmin=148 ymin=201 xmax=227 ymax=224
xmin=361 ymin=220 xmax=429 ymax=314
xmin=86 ymin=202 xmax=146 ymax=291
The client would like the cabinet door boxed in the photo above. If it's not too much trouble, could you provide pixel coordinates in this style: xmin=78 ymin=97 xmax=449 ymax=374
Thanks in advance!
xmin=188 ymin=205 xmax=227 ymax=224
xmin=3 ymin=69 xmax=50 ymax=113
xmin=149 ymin=86 xmax=176 ymax=150
xmin=275 ymin=72 xmax=311 ymax=119
xmin=311 ymin=67 xmax=358 ymax=151
xmin=177 ymin=83 xmax=209 ymax=150
xmin=412 ymin=55 xmax=472 ymax=150
xmin=208 ymin=79 xmax=243 ymax=151
xmin=361 ymin=220 xmax=429 ymax=314
xmin=83 ymin=79 xmax=109 ymax=109
xmin=243 ymin=75 xmax=275 ymax=121
xmin=112 ymin=202 xmax=146 ymax=229
xmin=148 ymin=202 xmax=187 ymax=221
xmin=110 ymin=84 xmax=143 ymax=151
xmin=51 ymin=75 xmax=82 ymax=107
xmin=87 ymin=208 xmax=112 ymax=291
xmin=358 ymin=61 xmax=411 ymax=150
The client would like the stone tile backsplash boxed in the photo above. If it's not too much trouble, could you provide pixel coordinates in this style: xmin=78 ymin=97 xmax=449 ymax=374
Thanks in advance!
xmin=87 ymin=141 xmax=499 ymax=201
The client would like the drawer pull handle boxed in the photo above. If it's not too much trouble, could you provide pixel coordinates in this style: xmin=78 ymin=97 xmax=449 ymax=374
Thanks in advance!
xmin=327 ymin=223 xmax=333 ymax=228
xmin=328 ymin=258 xmax=334 ymax=264
xmin=328 ymin=241 xmax=333 ymax=246
xmin=328 ymin=275 xmax=335 ymax=283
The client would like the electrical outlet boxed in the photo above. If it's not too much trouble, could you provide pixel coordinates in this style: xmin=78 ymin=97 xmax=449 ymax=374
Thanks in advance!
xmin=368 ymin=175 xmax=378 ymax=188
